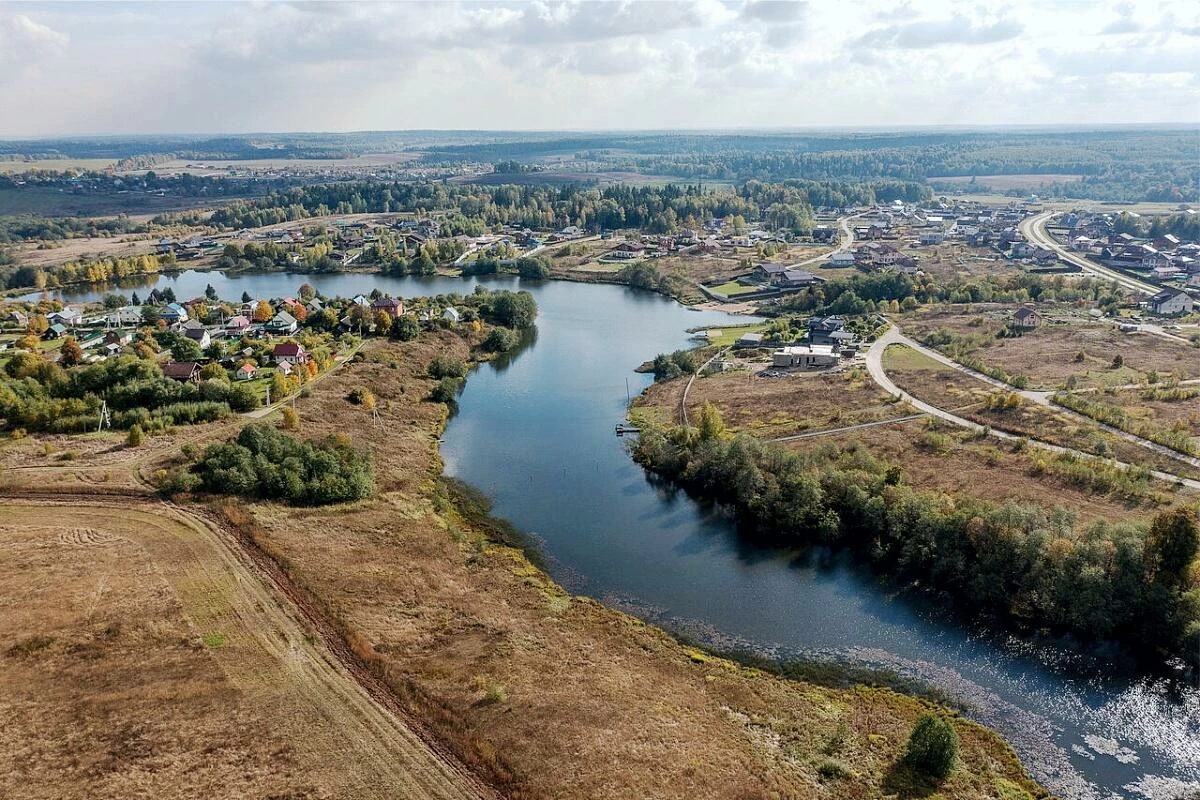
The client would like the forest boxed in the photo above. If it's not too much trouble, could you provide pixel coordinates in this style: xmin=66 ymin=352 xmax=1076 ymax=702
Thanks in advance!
xmin=633 ymin=405 xmax=1200 ymax=665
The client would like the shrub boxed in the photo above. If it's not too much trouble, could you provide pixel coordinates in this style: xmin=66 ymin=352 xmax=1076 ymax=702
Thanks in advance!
xmin=482 ymin=326 xmax=517 ymax=352
xmin=126 ymin=424 xmax=145 ymax=447
xmin=280 ymin=406 xmax=299 ymax=431
xmin=816 ymin=758 xmax=851 ymax=780
xmin=904 ymin=713 xmax=959 ymax=780
xmin=429 ymin=356 xmax=467 ymax=379
xmin=429 ymin=377 xmax=463 ymax=404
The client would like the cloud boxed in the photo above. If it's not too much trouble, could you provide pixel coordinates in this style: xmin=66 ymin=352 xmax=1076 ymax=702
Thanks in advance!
xmin=857 ymin=14 xmax=1024 ymax=49
xmin=0 ymin=12 xmax=68 ymax=60
xmin=741 ymin=1 xmax=807 ymax=23
xmin=1044 ymin=46 xmax=1197 ymax=75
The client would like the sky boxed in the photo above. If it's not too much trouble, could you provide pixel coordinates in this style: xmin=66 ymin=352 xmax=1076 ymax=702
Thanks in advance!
xmin=0 ymin=0 xmax=1197 ymax=137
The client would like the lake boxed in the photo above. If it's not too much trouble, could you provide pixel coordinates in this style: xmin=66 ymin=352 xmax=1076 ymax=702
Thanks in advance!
xmin=34 ymin=269 xmax=1200 ymax=800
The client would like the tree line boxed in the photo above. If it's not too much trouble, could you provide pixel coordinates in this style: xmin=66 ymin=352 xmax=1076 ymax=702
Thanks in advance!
xmin=633 ymin=405 xmax=1200 ymax=665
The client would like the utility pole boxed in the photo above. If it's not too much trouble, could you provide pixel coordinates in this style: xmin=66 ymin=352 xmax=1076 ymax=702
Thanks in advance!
xmin=97 ymin=400 xmax=111 ymax=432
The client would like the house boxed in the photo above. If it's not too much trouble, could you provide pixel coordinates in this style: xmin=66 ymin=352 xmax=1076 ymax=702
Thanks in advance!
xmin=106 ymin=306 xmax=143 ymax=327
xmin=1148 ymin=288 xmax=1194 ymax=316
xmin=735 ymin=332 xmax=766 ymax=349
xmin=226 ymin=315 xmax=251 ymax=334
xmin=1013 ymin=307 xmax=1041 ymax=329
xmin=237 ymin=362 xmax=258 ymax=381
xmin=266 ymin=311 xmax=298 ymax=335
xmin=271 ymin=341 xmax=309 ymax=366
xmin=751 ymin=263 xmax=788 ymax=282
xmin=611 ymin=241 xmax=646 ymax=259
xmin=442 ymin=307 xmax=461 ymax=324
xmin=1030 ymin=246 xmax=1057 ymax=266
xmin=1010 ymin=242 xmax=1035 ymax=259
xmin=371 ymin=296 xmax=405 ymax=318
xmin=919 ymin=231 xmax=945 ymax=245
xmin=779 ymin=269 xmax=817 ymax=288
xmin=277 ymin=360 xmax=295 ymax=377
xmin=103 ymin=330 xmax=132 ymax=348
xmin=807 ymin=316 xmax=848 ymax=345
xmin=1142 ymin=251 xmax=1173 ymax=270
xmin=162 ymin=361 xmax=201 ymax=383
xmin=827 ymin=252 xmax=856 ymax=268
xmin=7 ymin=310 xmax=29 ymax=328
xmin=49 ymin=306 xmax=83 ymax=326
xmin=181 ymin=320 xmax=211 ymax=349
xmin=811 ymin=226 xmax=837 ymax=242
xmin=160 ymin=303 xmax=189 ymax=324
xmin=772 ymin=344 xmax=839 ymax=370
xmin=44 ymin=323 xmax=68 ymax=340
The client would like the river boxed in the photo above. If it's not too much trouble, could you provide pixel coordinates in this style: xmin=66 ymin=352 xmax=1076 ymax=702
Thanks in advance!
xmin=31 ymin=269 xmax=1200 ymax=800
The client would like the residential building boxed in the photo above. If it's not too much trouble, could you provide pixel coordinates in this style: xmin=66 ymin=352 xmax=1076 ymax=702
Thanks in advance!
xmin=371 ymin=296 xmax=405 ymax=318
xmin=611 ymin=241 xmax=646 ymax=259
xmin=181 ymin=320 xmax=211 ymax=349
xmin=266 ymin=311 xmax=298 ymax=335
xmin=162 ymin=361 xmax=201 ymax=383
xmin=1148 ymin=288 xmax=1194 ymax=316
xmin=772 ymin=344 xmax=839 ymax=369
xmin=160 ymin=303 xmax=189 ymax=324
xmin=271 ymin=342 xmax=309 ymax=365
xmin=1013 ymin=307 xmax=1041 ymax=329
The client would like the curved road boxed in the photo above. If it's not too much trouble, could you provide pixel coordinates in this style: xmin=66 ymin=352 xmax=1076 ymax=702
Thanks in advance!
xmin=1020 ymin=212 xmax=1157 ymax=296
xmin=865 ymin=326 xmax=1200 ymax=490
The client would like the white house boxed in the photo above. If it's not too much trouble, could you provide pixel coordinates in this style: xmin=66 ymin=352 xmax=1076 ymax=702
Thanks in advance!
xmin=106 ymin=306 xmax=143 ymax=326
xmin=772 ymin=344 xmax=839 ymax=369
xmin=1148 ymin=288 xmax=1194 ymax=316
xmin=442 ymin=307 xmax=461 ymax=324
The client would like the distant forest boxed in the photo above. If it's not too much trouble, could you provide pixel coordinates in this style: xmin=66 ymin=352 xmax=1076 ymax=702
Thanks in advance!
xmin=0 ymin=128 xmax=1194 ymax=205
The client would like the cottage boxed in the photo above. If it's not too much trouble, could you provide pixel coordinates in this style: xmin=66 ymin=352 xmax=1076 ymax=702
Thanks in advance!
xmin=827 ymin=252 xmax=856 ymax=268
xmin=779 ymin=269 xmax=817 ymax=288
xmin=735 ymin=332 xmax=766 ymax=349
xmin=442 ymin=307 xmax=461 ymax=324
xmin=44 ymin=323 xmax=68 ymax=340
xmin=751 ymin=263 xmax=788 ymax=282
xmin=1013 ymin=307 xmax=1041 ymax=329
xmin=226 ymin=315 xmax=251 ymax=334
xmin=277 ymin=360 xmax=295 ymax=377
xmin=772 ymin=344 xmax=839 ymax=370
xmin=371 ymin=296 xmax=405 ymax=318
xmin=807 ymin=316 xmax=847 ymax=345
xmin=611 ymin=241 xmax=646 ymax=259
xmin=266 ymin=311 xmax=298 ymax=335
xmin=160 ymin=303 xmax=189 ymax=324
xmin=1010 ymin=242 xmax=1035 ymax=259
xmin=1148 ymin=288 xmax=1194 ymax=316
xmin=7 ymin=310 xmax=29 ymax=328
xmin=237 ymin=362 xmax=259 ymax=381
xmin=106 ymin=306 xmax=143 ymax=327
xmin=919 ymin=231 xmax=945 ymax=245
xmin=181 ymin=319 xmax=212 ymax=349
xmin=162 ymin=361 xmax=201 ymax=383
xmin=49 ymin=306 xmax=83 ymax=326
xmin=271 ymin=341 xmax=309 ymax=366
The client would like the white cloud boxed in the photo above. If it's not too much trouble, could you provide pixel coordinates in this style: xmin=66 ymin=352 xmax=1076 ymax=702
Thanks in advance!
xmin=0 ymin=0 xmax=1195 ymax=136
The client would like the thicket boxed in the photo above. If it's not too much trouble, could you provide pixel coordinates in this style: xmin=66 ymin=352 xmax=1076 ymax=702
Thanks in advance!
xmin=180 ymin=423 xmax=373 ymax=505
xmin=0 ymin=355 xmax=258 ymax=433
xmin=1051 ymin=392 xmax=1198 ymax=456
xmin=633 ymin=406 xmax=1200 ymax=663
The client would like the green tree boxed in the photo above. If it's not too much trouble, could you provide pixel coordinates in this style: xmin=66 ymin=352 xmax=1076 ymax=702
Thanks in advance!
xmin=281 ymin=406 xmax=299 ymax=431
xmin=697 ymin=402 xmax=726 ymax=442
xmin=904 ymin=714 xmax=959 ymax=780
xmin=390 ymin=314 xmax=420 ymax=341
xmin=170 ymin=338 xmax=203 ymax=362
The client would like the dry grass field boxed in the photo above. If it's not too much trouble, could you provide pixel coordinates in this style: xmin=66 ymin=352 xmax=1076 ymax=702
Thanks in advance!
xmin=901 ymin=308 xmax=1200 ymax=390
xmin=638 ymin=367 xmax=907 ymax=439
xmin=0 ymin=500 xmax=485 ymax=800
xmin=930 ymin=174 xmax=1084 ymax=190
xmin=0 ymin=159 xmax=116 ymax=173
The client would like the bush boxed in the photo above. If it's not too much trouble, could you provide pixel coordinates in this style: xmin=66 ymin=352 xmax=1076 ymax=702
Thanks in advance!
xmin=187 ymin=423 xmax=373 ymax=505
xmin=904 ymin=714 xmax=959 ymax=780
xmin=429 ymin=377 xmax=463 ymax=404
xmin=429 ymin=355 xmax=467 ymax=379
xmin=126 ymin=424 xmax=145 ymax=447
xmin=281 ymin=406 xmax=299 ymax=431
xmin=482 ymin=326 xmax=517 ymax=352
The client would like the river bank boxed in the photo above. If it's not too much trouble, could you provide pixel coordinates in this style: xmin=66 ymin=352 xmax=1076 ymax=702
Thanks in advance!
xmin=202 ymin=331 xmax=1045 ymax=799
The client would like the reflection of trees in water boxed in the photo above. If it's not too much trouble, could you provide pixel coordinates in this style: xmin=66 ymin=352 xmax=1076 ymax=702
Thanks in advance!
xmin=485 ymin=325 xmax=538 ymax=375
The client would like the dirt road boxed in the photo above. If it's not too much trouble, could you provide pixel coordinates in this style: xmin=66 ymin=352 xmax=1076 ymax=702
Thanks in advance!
xmin=0 ymin=496 xmax=494 ymax=800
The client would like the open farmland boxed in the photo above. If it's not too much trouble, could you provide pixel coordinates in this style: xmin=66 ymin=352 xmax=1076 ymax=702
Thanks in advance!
xmin=0 ymin=500 xmax=486 ymax=800
xmin=930 ymin=174 xmax=1084 ymax=190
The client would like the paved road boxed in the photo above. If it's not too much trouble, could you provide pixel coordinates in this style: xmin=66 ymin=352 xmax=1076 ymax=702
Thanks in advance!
xmin=864 ymin=326 xmax=1200 ymax=490
xmin=1020 ymin=212 xmax=1158 ymax=296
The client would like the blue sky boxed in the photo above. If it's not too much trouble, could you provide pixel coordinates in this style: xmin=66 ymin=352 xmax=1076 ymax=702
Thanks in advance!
xmin=1 ymin=0 xmax=1197 ymax=137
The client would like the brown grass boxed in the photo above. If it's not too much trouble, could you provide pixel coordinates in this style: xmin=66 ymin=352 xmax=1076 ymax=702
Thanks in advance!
xmin=214 ymin=332 xmax=1045 ymax=800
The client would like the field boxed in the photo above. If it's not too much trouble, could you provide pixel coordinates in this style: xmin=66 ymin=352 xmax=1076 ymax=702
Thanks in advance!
xmin=9 ymin=235 xmax=162 ymax=267
xmin=930 ymin=174 xmax=1083 ymax=190
xmin=639 ymin=367 xmax=906 ymax=439
xmin=881 ymin=343 xmax=1200 ymax=482
xmin=134 ymin=153 xmax=421 ymax=177
xmin=0 ymin=186 xmax=232 ymax=217
xmin=0 ymin=499 xmax=485 ymax=800
xmin=900 ymin=308 xmax=1200 ymax=390
xmin=0 ymin=158 xmax=116 ymax=173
